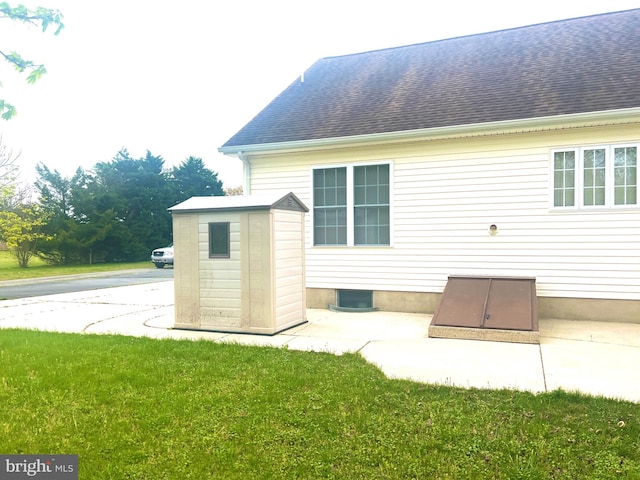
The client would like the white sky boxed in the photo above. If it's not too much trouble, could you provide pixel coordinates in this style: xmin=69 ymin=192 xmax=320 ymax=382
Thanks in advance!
xmin=1 ymin=0 xmax=638 ymax=189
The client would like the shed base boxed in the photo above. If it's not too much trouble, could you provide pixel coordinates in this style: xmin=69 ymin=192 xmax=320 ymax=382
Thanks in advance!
xmin=172 ymin=320 xmax=307 ymax=337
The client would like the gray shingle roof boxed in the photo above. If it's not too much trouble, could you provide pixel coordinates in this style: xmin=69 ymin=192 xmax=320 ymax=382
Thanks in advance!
xmin=222 ymin=9 xmax=640 ymax=149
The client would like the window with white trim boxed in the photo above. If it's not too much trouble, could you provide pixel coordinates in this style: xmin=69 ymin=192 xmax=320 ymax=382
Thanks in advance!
xmin=552 ymin=144 xmax=638 ymax=208
xmin=313 ymin=163 xmax=390 ymax=246
xmin=313 ymin=167 xmax=347 ymax=245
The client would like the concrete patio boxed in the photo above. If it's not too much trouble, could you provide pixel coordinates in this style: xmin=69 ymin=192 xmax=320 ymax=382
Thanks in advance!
xmin=0 ymin=280 xmax=638 ymax=403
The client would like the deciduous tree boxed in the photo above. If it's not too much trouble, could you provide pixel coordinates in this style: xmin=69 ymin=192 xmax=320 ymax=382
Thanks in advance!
xmin=0 ymin=203 xmax=51 ymax=267
xmin=0 ymin=135 xmax=19 ymax=205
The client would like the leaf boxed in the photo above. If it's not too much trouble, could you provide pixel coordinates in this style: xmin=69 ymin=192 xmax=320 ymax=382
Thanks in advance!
xmin=0 ymin=4 xmax=64 ymax=119
xmin=26 ymin=66 xmax=46 ymax=84
xmin=0 ymin=101 xmax=16 ymax=120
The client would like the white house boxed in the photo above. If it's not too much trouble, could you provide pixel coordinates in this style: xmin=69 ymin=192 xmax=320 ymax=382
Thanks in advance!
xmin=219 ymin=9 xmax=640 ymax=323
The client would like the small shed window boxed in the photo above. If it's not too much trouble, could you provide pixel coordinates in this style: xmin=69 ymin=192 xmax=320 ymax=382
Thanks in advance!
xmin=209 ymin=222 xmax=230 ymax=258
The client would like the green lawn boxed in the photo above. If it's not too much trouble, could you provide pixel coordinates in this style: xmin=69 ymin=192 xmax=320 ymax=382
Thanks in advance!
xmin=0 ymin=330 xmax=638 ymax=479
xmin=0 ymin=250 xmax=152 ymax=280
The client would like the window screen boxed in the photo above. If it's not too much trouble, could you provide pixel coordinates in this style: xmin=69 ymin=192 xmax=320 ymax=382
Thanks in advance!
xmin=553 ymin=151 xmax=575 ymax=207
xmin=583 ymin=148 xmax=606 ymax=206
xmin=614 ymin=146 xmax=637 ymax=205
xmin=354 ymin=164 xmax=390 ymax=245
xmin=313 ymin=167 xmax=347 ymax=245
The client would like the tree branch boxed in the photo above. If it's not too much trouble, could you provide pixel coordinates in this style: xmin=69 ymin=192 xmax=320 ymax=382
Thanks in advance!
xmin=0 ymin=2 xmax=64 ymax=118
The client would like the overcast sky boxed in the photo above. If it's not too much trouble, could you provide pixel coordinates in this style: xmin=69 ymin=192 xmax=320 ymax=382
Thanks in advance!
xmin=1 ymin=1 xmax=638 ymax=189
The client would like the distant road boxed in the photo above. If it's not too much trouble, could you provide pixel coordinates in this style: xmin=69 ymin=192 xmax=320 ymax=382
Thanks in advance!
xmin=0 ymin=268 xmax=173 ymax=300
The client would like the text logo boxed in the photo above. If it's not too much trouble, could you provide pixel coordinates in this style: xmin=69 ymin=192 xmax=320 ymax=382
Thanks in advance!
xmin=0 ymin=455 xmax=77 ymax=479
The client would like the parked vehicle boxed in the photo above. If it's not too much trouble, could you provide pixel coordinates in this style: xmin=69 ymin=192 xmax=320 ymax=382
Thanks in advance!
xmin=151 ymin=244 xmax=174 ymax=268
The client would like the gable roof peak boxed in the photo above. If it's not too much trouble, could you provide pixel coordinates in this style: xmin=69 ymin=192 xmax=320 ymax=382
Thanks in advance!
xmin=320 ymin=8 xmax=640 ymax=62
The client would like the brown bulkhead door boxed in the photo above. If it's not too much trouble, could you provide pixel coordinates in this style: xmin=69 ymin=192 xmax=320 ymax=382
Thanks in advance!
xmin=432 ymin=276 xmax=537 ymax=332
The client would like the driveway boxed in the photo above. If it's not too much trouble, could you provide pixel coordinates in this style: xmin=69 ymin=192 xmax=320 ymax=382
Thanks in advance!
xmin=0 ymin=268 xmax=172 ymax=299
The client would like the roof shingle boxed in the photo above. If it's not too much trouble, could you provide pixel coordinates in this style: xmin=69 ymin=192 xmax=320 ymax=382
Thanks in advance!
xmin=222 ymin=9 xmax=640 ymax=149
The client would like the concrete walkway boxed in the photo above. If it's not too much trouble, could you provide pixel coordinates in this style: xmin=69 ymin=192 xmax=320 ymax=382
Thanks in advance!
xmin=1 ymin=281 xmax=639 ymax=403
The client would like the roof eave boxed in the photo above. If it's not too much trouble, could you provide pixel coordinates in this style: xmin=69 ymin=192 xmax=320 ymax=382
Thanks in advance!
xmin=218 ymin=107 xmax=640 ymax=156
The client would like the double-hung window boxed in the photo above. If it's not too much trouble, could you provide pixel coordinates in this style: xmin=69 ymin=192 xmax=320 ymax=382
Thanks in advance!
xmin=313 ymin=167 xmax=347 ymax=245
xmin=313 ymin=163 xmax=390 ymax=246
xmin=552 ymin=144 xmax=638 ymax=209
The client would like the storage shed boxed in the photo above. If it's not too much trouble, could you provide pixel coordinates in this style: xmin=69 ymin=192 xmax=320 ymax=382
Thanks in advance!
xmin=169 ymin=192 xmax=308 ymax=335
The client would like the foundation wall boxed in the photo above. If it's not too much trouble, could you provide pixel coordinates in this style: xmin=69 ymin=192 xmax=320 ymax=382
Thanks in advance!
xmin=306 ymin=288 xmax=640 ymax=323
xmin=537 ymin=297 xmax=640 ymax=323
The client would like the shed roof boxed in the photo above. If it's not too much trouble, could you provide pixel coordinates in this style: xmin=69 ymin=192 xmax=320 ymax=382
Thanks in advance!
xmin=221 ymin=9 xmax=640 ymax=150
xmin=169 ymin=192 xmax=308 ymax=213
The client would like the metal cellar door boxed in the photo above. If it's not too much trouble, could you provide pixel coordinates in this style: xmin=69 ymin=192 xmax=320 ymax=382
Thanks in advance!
xmin=432 ymin=276 xmax=538 ymax=331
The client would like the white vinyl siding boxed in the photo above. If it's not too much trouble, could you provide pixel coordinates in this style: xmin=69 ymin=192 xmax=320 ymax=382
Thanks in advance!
xmin=246 ymin=125 xmax=640 ymax=301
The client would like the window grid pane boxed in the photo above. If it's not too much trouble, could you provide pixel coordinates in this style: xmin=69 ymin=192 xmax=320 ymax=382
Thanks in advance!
xmin=313 ymin=167 xmax=347 ymax=245
xmin=614 ymin=147 xmax=637 ymax=205
xmin=354 ymin=164 xmax=390 ymax=245
xmin=553 ymin=151 xmax=575 ymax=207
xmin=583 ymin=149 xmax=606 ymax=206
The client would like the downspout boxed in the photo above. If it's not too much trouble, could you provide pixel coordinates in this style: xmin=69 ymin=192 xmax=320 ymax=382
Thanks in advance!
xmin=237 ymin=151 xmax=251 ymax=194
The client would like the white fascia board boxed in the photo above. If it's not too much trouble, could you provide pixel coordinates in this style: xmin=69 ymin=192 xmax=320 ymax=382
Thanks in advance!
xmin=218 ymin=107 xmax=640 ymax=157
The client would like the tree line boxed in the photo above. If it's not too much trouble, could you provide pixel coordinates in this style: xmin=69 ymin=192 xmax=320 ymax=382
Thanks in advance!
xmin=0 ymin=148 xmax=226 ymax=267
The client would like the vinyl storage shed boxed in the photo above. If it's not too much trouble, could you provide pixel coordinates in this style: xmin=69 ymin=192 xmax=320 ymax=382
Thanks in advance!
xmin=170 ymin=192 xmax=308 ymax=335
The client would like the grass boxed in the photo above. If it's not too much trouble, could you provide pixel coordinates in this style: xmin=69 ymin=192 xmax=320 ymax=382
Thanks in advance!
xmin=0 ymin=250 xmax=152 ymax=280
xmin=0 ymin=330 xmax=638 ymax=479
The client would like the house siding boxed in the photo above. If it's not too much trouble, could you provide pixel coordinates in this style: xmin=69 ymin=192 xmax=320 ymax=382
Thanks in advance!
xmin=247 ymin=123 xmax=640 ymax=303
